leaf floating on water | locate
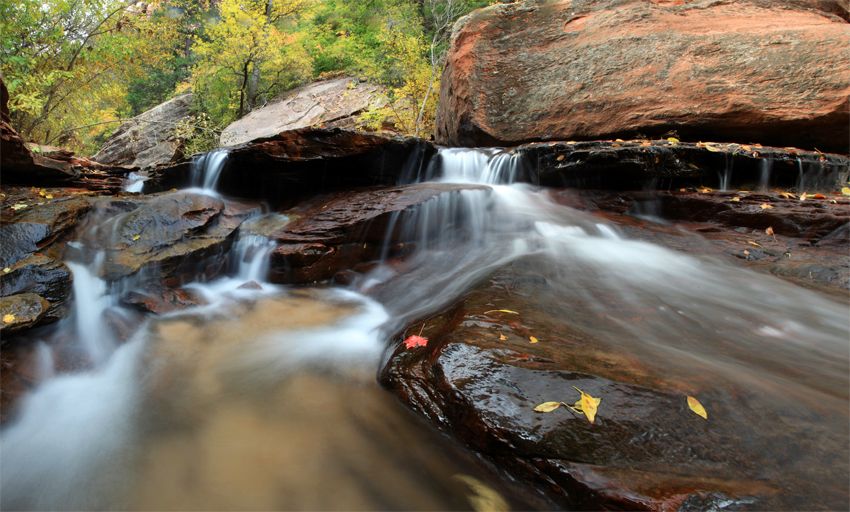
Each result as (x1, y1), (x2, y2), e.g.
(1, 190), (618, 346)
(2, 314), (15, 324)
(687, 396), (708, 419)
(534, 401), (562, 413)
(483, 309), (519, 315)
(453, 474), (509, 512)
(529, 336), (539, 344)
(403, 335), (428, 349)
(759, 203), (773, 210)
(573, 386), (601, 424)
(841, 187), (850, 196)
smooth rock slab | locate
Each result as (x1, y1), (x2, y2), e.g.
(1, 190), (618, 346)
(436, 0), (850, 151)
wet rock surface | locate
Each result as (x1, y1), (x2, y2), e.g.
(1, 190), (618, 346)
(383, 256), (849, 510)
(518, 140), (849, 191)
(436, 0), (850, 151)
(81, 191), (255, 283)
(247, 183), (488, 283)
(147, 128), (434, 202)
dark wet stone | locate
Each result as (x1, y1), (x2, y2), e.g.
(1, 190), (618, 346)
(121, 287), (205, 315)
(0, 293), (50, 334)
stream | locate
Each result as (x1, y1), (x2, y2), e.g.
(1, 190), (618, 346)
(1, 147), (848, 510)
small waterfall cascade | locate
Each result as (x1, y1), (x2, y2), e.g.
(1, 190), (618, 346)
(66, 255), (118, 366)
(758, 158), (773, 191)
(719, 154), (734, 190)
(190, 149), (228, 191)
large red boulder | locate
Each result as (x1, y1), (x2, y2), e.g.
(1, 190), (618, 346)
(435, 0), (850, 152)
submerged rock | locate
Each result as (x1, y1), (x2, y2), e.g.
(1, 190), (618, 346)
(436, 0), (850, 152)
(93, 93), (193, 169)
(220, 77), (387, 147)
(383, 258), (849, 510)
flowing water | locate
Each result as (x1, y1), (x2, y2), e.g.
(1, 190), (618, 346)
(2, 147), (848, 510)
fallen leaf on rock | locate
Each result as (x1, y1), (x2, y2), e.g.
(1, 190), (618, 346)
(799, 192), (808, 201)
(10, 203), (28, 211)
(743, 249), (750, 257)
(741, 145), (752, 151)
(132, 234), (141, 241)
(703, 143), (722, 152)
(556, 154), (565, 161)
(403, 335), (428, 349)
(483, 309), (518, 315)
(2, 267), (10, 273)
(529, 336), (539, 344)
(730, 197), (740, 202)
(499, 334), (507, 341)
(640, 141), (652, 147)
(38, 189), (46, 197)
(765, 227), (775, 239)
(45, 194), (53, 200)
(747, 240), (762, 248)
(534, 401), (562, 413)
(812, 193), (826, 199)
(573, 386), (601, 424)
(687, 396), (708, 419)
(841, 187), (850, 196)
(759, 203), (773, 209)
(667, 137), (679, 144)
(453, 474), (508, 512)
(2, 314), (15, 324)
(698, 187), (713, 193)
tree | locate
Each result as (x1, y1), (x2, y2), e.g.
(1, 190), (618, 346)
(190, 0), (313, 125)
(0, 0), (181, 152)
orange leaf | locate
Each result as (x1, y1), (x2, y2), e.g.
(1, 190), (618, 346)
(403, 335), (428, 349)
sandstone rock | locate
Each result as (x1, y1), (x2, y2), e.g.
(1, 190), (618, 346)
(242, 183), (488, 283)
(148, 128), (435, 202)
(93, 93), (193, 169)
(436, 0), (850, 152)
(0, 196), (91, 332)
(220, 77), (386, 147)
(383, 258), (849, 510)
(0, 293), (50, 335)
(84, 191), (251, 283)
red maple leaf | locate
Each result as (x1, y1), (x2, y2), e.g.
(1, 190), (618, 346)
(403, 335), (428, 349)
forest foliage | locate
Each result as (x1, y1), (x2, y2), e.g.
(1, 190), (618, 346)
(0, 0), (492, 154)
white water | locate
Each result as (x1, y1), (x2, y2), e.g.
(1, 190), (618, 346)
(2, 146), (848, 510)
(190, 149), (228, 192)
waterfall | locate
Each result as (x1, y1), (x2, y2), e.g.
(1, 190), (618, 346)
(190, 149), (228, 192)
(66, 255), (117, 366)
(758, 158), (773, 191)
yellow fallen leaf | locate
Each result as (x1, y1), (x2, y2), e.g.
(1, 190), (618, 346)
(38, 189), (46, 197)
(453, 474), (509, 512)
(687, 396), (708, 419)
(640, 141), (652, 147)
(132, 234), (141, 241)
(743, 249), (750, 257)
(747, 240), (762, 248)
(799, 192), (808, 201)
(498, 334), (507, 341)
(778, 191), (795, 199)
(10, 203), (28, 211)
(730, 197), (740, 202)
(765, 226), (775, 237)
(667, 137), (679, 144)
(841, 187), (850, 196)
(529, 336), (539, 344)
(741, 145), (752, 151)
(2, 314), (15, 324)
(556, 154), (565, 161)
(2, 267), (10, 274)
(703, 143), (722, 152)
(698, 187), (713, 193)
(573, 386), (601, 424)
(534, 401), (562, 413)
(45, 194), (53, 199)
(759, 203), (773, 209)
(483, 309), (519, 315)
